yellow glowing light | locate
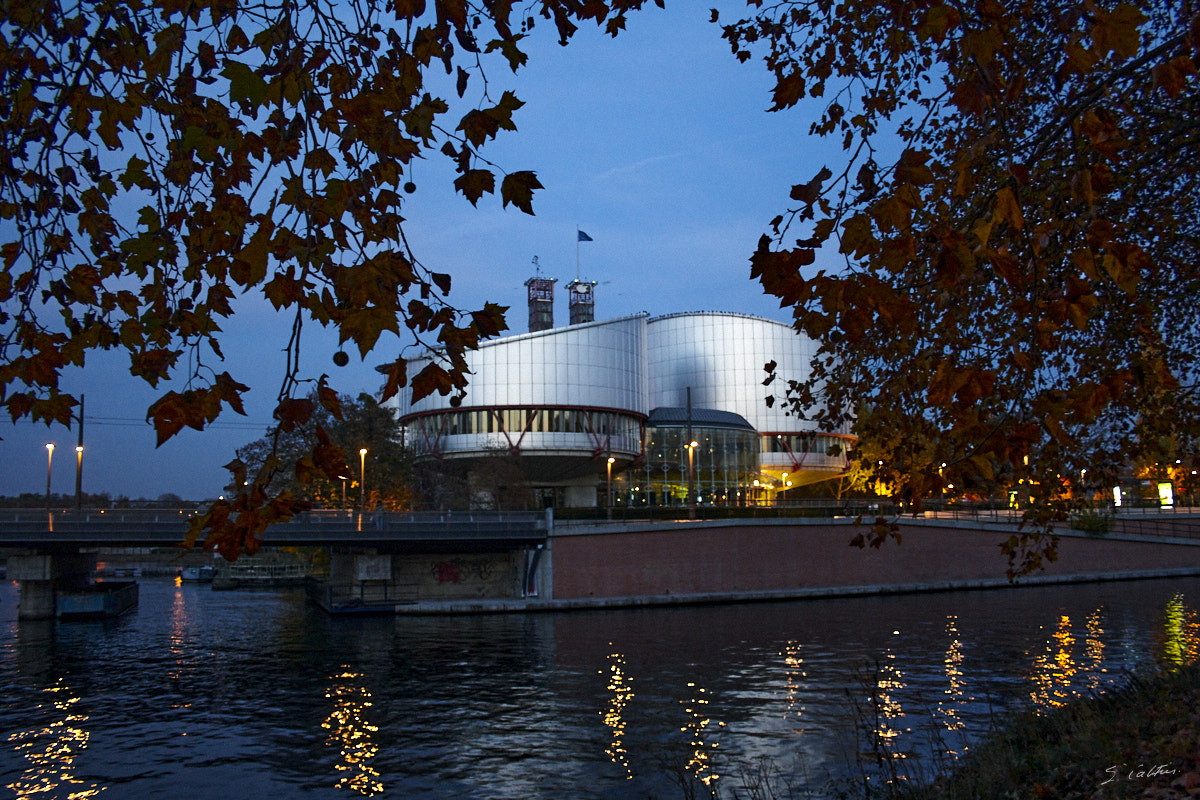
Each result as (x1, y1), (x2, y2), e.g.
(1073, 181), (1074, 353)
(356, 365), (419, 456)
(1162, 594), (1200, 669)
(322, 670), (384, 796)
(1084, 608), (1106, 691)
(678, 684), (723, 787)
(939, 616), (966, 744)
(601, 652), (635, 779)
(1029, 615), (1078, 709)
(7, 680), (103, 799)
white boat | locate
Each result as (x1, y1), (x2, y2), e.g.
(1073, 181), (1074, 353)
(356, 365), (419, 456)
(180, 566), (215, 583)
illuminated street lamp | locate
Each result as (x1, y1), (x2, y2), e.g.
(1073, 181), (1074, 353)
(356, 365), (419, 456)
(74, 393), (85, 510)
(45, 443), (55, 510)
(75, 446), (84, 511)
(359, 448), (368, 512)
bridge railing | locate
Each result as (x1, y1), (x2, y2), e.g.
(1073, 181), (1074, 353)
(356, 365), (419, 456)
(0, 508), (550, 546)
(307, 579), (421, 611)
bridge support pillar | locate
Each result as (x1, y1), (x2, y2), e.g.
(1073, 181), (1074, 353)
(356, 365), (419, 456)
(8, 553), (96, 620)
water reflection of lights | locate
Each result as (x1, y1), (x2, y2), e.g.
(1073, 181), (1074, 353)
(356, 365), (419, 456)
(6, 680), (104, 798)
(322, 669), (383, 796)
(168, 579), (191, 682)
(872, 652), (906, 749)
(1084, 609), (1106, 692)
(680, 682), (723, 787)
(600, 650), (634, 779)
(1028, 615), (1078, 709)
(782, 640), (806, 730)
(1162, 594), (1200, 668)
(938, 616), (965, 745)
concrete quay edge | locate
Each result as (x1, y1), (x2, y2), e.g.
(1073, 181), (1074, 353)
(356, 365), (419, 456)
(373, 566), (1200, 616)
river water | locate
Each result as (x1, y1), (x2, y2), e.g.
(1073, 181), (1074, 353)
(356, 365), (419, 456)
(1, 575), (1198, 799)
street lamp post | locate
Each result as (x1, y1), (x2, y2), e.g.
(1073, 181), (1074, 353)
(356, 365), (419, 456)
(45, 443), (54, 510)
(75, 446), (84, 510)
(687, 440), (698, 520)
(607, 456), (615, 520)
(74, 393), (84, 510)
(359, 448), (368, 512)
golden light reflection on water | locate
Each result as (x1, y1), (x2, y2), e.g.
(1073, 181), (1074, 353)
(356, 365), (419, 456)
(1084, 609), (1106, 692)
(872, 651), (906, 753)
(680, 682), (723, 788)
(322, 669), (383, 796)
(782, 640), (806, 730)
(599, 650), (634, 780)
(1028, 615), (1078, 709)
(6, 680), (104, 798)
(168, 580), (190, 683)
(1162, 593), (1200, 668)
(938, 616), (965, 746)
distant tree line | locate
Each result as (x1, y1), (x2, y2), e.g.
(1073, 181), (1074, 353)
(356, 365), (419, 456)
(0, 492), (199, 509)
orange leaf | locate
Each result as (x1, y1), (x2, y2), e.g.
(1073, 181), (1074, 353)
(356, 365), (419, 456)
(1091, 3), (1146, 60)
(378, 359), (408, 404)
(274, 397), (315, 431)
(317, 376), (343, 420)
(993, 187), (1024, 230)
(411, 362), (454, 402)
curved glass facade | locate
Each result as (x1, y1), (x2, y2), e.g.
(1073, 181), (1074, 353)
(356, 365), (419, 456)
(388, 309), (853, 508)
(761, 432), (856, 479)
(632, 422), (761, 508)
(396, 314), (647, 417)
(647, 312), (817, 434)
(406, 407), (643, 459)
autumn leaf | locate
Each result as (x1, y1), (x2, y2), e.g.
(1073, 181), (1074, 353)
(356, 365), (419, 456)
(1091, 3), (1146, 60)
(317, 376), (343, 420)
(500, 170), (542, 215)
(790, 166), (832, 207)
(378, 358), (408, 403)
(1155, 56), (1197, 98)
(274, 397), (316, 432)
(454, 169), (496, 205)
(411, 362), (455, 402)
(770, 70), (806, 110)
(130, 348), (182, 387)
(340, 305), (401, 357)
(470, 302), (509, 338)
(222, 60), (269, 109)
(303, 147), (338, 176)
(918, 4), (961, 43)
(993, 186), (1024, 230)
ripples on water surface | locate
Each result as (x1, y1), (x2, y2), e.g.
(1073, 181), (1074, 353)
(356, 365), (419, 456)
(1, 576), (1198, 799)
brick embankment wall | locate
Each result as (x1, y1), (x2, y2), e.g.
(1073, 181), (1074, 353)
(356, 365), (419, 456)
(547, 520), (1200, 602)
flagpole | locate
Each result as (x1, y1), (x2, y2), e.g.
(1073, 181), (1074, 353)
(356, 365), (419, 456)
(575, 227), (580, 280)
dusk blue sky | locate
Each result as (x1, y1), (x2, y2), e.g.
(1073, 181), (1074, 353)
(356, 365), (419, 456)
(1, 4), (844, 501)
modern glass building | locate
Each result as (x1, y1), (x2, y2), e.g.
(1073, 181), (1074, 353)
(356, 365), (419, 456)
(389, 303), (853, 509)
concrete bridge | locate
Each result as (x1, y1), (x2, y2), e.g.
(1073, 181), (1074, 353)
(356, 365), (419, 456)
(1, 508), (550, 619)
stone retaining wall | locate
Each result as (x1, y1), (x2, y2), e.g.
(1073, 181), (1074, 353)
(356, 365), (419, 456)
(547, 520), (1200, 601)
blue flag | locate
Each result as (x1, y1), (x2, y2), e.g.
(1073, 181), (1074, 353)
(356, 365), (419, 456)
(577, 230), (593, 242)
